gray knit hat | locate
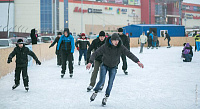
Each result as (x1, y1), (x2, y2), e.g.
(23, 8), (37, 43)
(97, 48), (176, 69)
(111, 33), (120, 40)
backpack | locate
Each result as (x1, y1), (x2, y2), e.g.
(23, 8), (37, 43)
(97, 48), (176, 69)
(183, 49), (190, 54)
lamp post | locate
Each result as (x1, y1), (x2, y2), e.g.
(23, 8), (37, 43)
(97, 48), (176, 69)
(81, 0), (83, 33)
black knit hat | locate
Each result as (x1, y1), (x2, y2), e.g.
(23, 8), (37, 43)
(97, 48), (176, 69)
(111, 33), (120, 40)
(99, 31), (105, 37)
(17, 39), (23, 44)
(118, 28), (123, 32)
(57, 32), (62, 35)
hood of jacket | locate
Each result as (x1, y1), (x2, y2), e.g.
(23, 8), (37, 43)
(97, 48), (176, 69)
(105, 36), (122, 48)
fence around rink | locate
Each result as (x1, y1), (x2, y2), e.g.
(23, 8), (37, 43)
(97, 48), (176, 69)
(0, 37), (195, 78)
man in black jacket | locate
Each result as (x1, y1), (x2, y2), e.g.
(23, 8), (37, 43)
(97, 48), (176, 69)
(86, 31), (106, 92)
(118, 28), (130, 75)
(49, 32), (62, 66)
(75, 33), (90, 65)
(7, 39), (41, 91)
(164, 32), (171, 48)
(86, 33), (144, 106)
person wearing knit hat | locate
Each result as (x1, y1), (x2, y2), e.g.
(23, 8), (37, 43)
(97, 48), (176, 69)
(7, 39), (41, 91)
(86, 31), (106, 92)
(118, 28), (130, 75)
(86, 33), (144, 105)
(57, 28), (75, 78)
(49, 32), (63, 66)
(75, 33), (90, 65)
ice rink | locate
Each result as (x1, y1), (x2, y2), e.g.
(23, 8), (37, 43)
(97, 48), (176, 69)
(0, 46), (200, 109)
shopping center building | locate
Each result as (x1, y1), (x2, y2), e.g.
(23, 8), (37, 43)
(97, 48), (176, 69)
(0, 0), (200, 36)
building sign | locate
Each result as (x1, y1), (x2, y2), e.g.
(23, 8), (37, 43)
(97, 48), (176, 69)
(105, 7), (113, 10)
(184, 13), (200, 19)
(88, 8), (102, 13)
(128, 0), (134, 5)
(182, 5), (200, 12)
(74, 7), (88, 13)
(115, 0), (123, 4)
(117, 8), (127, 14)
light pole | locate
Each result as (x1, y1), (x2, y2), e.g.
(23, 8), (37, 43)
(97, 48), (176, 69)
(8, 27), (12, 38)
(55, 0), (57, 36)
(81, 0), (83, 33)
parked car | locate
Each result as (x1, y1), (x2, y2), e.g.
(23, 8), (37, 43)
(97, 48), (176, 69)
(0, 39), (15, 47)
(10, 37), (30, 45)
(41, 36), (55, 43)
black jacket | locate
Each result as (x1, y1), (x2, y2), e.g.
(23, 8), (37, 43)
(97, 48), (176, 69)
(87, 37), (106, 63)
(118, 33), (130, 50)
(164, 33), (171, 40)
(49, 37), (61, 54)
(8, 45), (39, 67)
(75, 38), (90, 50)
(89, 37), (139, 68)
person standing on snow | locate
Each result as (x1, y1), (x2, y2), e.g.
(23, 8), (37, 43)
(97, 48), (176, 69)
(194, 34), (200, 52)
(164, 32), (171, 48)
(49, 32), (62, 66)
(86, 31), (106, 92)
(147, 31), (152, 49)
(118, 28), (130, 75)
(86, 33), (144, 106)
(182, 43), (193, 62)
(152, 32), (158, 49)
(57, 28), (75, 78)
(139, 32), (147, 53)
(75, 33), (90, 65)
(7, 39), (41, 91)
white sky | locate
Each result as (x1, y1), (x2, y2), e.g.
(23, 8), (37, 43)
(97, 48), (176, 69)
(183, 0), (200, 5)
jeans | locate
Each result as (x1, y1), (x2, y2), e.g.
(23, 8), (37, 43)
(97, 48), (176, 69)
(153, 41), (157, 47)
(183, 54), (192, 62)
(168, 39), (171, 46)
(196, 41), (200, 51)
(79, 49), (87, 61)
(94, 64), (117, 97)
(140, 43), (145, 53)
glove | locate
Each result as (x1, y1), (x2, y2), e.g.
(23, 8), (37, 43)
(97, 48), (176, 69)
(7, 59), (12, 63)
(36, 60), (41, 65)
(77, 47), (79, 51)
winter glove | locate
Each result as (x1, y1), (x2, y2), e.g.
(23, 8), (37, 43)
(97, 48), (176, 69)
(49, 45), (52, 48)
(77, 47), (79, 51)
(7, 58), (12, 64)
(36, 60), (41, 65)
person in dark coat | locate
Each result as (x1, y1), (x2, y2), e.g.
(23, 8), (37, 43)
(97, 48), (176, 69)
(164, 32), (171, 48)
(118, 28), (130, 75)
(86, 31), (106, 92)
(193, 31), (197, 52)
(182, 43), (193, 62)
(86, 33), (144, 105)
(147, 31), (152, 49)
(75, 33), (90, 65)
(30, 29), (37, 45)
(49, 32), (62, 66)
(7, 39), (41, 91)
(57, 28), (75, 78)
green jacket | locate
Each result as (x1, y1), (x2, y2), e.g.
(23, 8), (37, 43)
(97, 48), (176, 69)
(194, 34), (200, 42)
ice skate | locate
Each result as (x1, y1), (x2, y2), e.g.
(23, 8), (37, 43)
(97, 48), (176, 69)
(25, 86), (29, 91)
(124, 70), (128, 75)
(12, 84), (19, 90)
(78, 61), (80, 65)
(90, 92), (97, 102)
(61, 73), (65, 78)
(70, 74), (73, 78)
(87, 85), (93, 92)
(102, 96), (108, 106)
(99, 86), (104, 91)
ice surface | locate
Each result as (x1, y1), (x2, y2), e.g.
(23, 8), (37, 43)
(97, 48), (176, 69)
(0, 47), (200, 109)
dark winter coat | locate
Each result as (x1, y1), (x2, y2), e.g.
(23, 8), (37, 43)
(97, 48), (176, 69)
(118, 33), (130, 50)
(164, 33), (171, 40)
(49, 37), (61, 54)
(75, 38), (90, 50)
(8, 45), (39, 67)
(30, 29), (37, 44)
(57, 34), (75, 53)
(87, 37), (106, 63)
(89, 37), (139, 68)
(182, 43), (193, 56)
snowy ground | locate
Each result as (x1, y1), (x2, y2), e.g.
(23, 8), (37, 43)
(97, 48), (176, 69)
(0, 46), (200, 109)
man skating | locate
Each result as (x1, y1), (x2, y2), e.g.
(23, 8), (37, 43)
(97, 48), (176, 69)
(86, 33), (144, 106)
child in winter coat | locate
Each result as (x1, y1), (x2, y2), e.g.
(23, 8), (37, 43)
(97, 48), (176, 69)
(182, 43), (193, 62)
(7, 39), (41, 91)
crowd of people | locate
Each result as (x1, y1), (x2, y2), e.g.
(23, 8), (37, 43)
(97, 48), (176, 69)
(6, 27), (198, 106)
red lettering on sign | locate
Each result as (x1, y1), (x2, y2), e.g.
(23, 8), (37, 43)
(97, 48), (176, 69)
(73, 7), (88, 13)
(193, 16), (200, 19)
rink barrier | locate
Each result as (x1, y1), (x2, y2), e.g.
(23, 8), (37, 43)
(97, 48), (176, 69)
(0, 43), (56, 79)
(0, 37), (195, 78)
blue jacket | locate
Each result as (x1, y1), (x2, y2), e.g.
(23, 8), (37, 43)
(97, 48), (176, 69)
(150, 33), (153, 40)
(57, 34), (75, 53)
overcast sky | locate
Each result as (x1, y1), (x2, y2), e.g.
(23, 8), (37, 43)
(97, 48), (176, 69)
(183, 0), (200, 4)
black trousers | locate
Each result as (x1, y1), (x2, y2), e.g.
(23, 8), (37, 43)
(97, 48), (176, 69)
(121, 54), (127, 71)
(168, 39), (171, 46)
(57, 53), (62, 65)
(148, 39), (152, 47)
(15, 67), (29, 86)
(61, 50), (73, 74)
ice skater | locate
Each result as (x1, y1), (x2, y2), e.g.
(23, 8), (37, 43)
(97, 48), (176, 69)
(57, 28), (75, 78)
(7, 39), (41, 91)
(49, 32), (62, 66)
(86, 33), (144, 106)
(75, 33), (90, 65)
(164, 32), (171, 48)
(139, 32), (147, 53)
